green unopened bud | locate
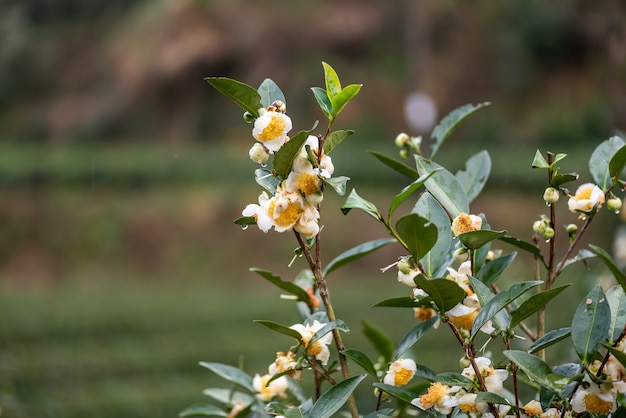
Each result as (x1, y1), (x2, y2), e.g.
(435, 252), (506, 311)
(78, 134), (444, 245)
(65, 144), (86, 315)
(453, 247), (470, 263)
(533, 220), (546, 234)
(243, 111), (255, 123)
(543, 226), (555, 240)
(249, 143), (269, 165)
(543, 187), (560, 205)
(566, 223), (578, 235)
(395, 132), (410, 148)
(607, 196), (623, 213)
(397, 258), (412, 274)
(399, 148), (410, 159)
(459, 357), (471, 368)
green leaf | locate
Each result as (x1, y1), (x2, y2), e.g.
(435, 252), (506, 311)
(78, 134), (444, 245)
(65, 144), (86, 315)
(532, 150), (550, 169)
(307, 374), (366, 418)
(367, 150), (420, 179)
(309, 319), (350, 346)
(458, 230), (507, 251)
(180, 404), (229, 417)
(499, 236), (547, 268)
(341, 189), (382, 220)
(455, 150), (491, 203)
(607, 285), (626, 343)
(206, 77), (262, 118)
(510, 284), (570, 329)
(254, 168), (280, 195)
(362, 321), (394, 364)
(527, 327), (571, 354)
(311, 87), (333, 120)
(395, 214), (438, 260)
(413, 193), (452, 277)
(389, 171), (437, 219)
(503, 350), (568, 392)
(323, 130), (354, 155)
(551, 172), (579, 188)
(251, 268), (312, 302)
(609, 144), (626, 181)
(321, 62), (342, 98)
(273, 130), (310, 179)
(469, 277), (510, 332)
(372, 383), (423, 405)
(470, 281), (542, 339)
(331, 83), (362, 116)
(323, 175), (350, 196)
(562, 249), (596, 271)
(199, 362), (255, 393)
(435, 372), (475, 390)
(475, 252), (517, 286)
(394, 316), (438, 359)
(414, 275), (466, 313)
(589, 244), (626, 292)
(571, 285), (611, 364)
(430, 102), (490, 159)
(324, 238), (395, 277)
(373, 296), (431, 308)
(258, 78), (286, 108)
(234, 216), (256, 226)
(474, 392), (510, 405)
(253, 320), (303, 340)
(341, 348), (378, 377)
(415, 156), (469, 217)
(589, 136), (626, 191)
(202, 388), (254, 406)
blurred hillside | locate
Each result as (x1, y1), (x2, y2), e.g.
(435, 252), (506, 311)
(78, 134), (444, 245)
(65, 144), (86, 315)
(1, 0), (624, 146)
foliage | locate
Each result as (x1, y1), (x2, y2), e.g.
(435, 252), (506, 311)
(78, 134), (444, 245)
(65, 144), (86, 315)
(191, 63), (626, 418)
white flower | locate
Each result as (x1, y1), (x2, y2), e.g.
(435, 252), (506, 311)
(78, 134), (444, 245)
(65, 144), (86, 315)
(252, 373), (289, 401)
(568, 183), (605, 213)
(248, 143), (270, 164)
(292, 135), (334, 177)
(522, 400), (543, 417)
(571, 381), (616, 415)
(252, 108), (292, 153)
(398, 267), (420, 287)
(461, 357), (508, 394)
(451, 213), (482, 236)
(289, 320), (333, 365)
(268, 351), (300, 380)
(447, 261), (473, 295)
(411, 382), (458, 415)
(383, 358), (417, 386)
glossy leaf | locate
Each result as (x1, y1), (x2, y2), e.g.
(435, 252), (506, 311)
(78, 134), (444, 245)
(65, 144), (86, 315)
(607, 285), (626, 343)
(475, 392), (510, 406)
(571, 285), (611, 364)
(311, 87), (333, 120)
(430, 102), (490, 159)
(589, 244), (626, 292)
(255, 168), (280, 195)
(455, 150), (491, 203)
(532, 150), (550, 169)
(373, 296), (430, 308)
(589, 136), (626, 191)
(609, 143), (626, 180)
(503, 350), (568, 392)
(395, 214), (438, 260)
(389, 171), (437, 219)
(321, 61), (342, 98)
(562, 249), (596, 271)
(469, 277), (510, 332)
(234, 216), (256, 226)
(254, 320), (303, 340)
(470, 281), (542, 339)
(435, 372), (475, 390)
(528, 327), (571, 354)
(367, 150), (420, 179)
(414, 275), (466, 313)
(341, 348), (378, 377)
(415, 156), (469, 218)
(499, 236), (547, 268)
(323, 176), (350, 196)
(413, 193), (452, 277)
(458, 229), (507, 251)
(475, 252), (516, 286)
(180, 404), (228, 417)
(199, 362), (255, 393)
(551, 172), (579, 188)
(251, 268), (311, 303)
(309, 320), (350, 346)
(273, 130), (310, 179)
(331, 83), (362, 116)
(258, 78), (286, 108)
(324, 238), (396, 277)
(323, 129), (354, 155)
(341, 189), (382, 221)
(206, 77), (262, 118)
(307, 374), (366, 418)
(510, 284), (570, 329)
(202, 388), (254, 405)
(362, 321), (394, 364)
(394, 316), (438, 359)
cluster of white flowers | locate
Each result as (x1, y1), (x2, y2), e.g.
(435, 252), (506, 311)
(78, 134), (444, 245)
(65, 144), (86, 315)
(243, 104), (335, 239)
(289, 320), (333, 365)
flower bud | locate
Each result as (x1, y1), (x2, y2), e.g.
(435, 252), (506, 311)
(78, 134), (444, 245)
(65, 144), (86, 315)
(243, 111), (255, 123)
(454, 247), (470, 263)
(566, 223), (578, 235)
(395, 132), (410, 148)
(607, 196), (623, 213)
(533, 220), (546, 234)
(459, 357), (471, 368)
(399, 149), (410, 159)
(397, 258), (412, 274)
(249, 143), (270, 165)
(543, 187), (560, 205)
(543, 226), (555, 240)
(270, 100), (287, 113)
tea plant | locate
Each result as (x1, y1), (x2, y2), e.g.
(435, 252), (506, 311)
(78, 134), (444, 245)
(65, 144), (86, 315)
(182, 63), (626, 418)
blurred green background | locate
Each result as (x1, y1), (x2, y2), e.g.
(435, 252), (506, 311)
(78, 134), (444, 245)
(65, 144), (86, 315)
(1, 0), (625, 416)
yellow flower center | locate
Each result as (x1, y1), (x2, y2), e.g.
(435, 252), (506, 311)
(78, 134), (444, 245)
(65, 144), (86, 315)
(414, 307), (437, 322)
(450, 311), (478, 330)
(419, 382), (449, 409)
(269, 200), (303, 227)
(394, 367), (414, 386)
(576, 186), (593, 200)
(583, 393), (614, 415)
(453, 213), (478, 235)
(258, 114), (286, 142)
(308, 341), (323, 357)
(297, 173), (321, 195)
(459, 402), (478, 413)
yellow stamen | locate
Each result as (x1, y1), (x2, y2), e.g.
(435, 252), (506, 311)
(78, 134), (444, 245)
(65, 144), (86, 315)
(450, 311), (477, 330)
(258, 114), (286, 142)
(269, 200), (303, 227)
(297, 173), (321, 195)
(583, 393), (614, 415)
(419, 382), (449, 409)
(394, 368), (414, 386)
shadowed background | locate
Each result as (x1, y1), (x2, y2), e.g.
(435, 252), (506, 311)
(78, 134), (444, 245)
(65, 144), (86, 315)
(0, 0), (625, 416)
